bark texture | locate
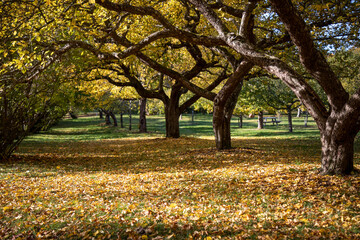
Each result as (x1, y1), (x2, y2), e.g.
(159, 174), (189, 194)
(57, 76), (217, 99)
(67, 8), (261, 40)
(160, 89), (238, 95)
(139, 98), (147, 133)
(189, 0), (360, 174)
(213, 60), (253, 149)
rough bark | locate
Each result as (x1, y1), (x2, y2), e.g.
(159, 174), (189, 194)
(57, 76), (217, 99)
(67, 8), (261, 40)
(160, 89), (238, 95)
(164, 84), (183, 138)
(320, 131), (356, 175)
(213, 84), (241, 149)
(187, 0), (360, 174)
(213, 60), (253, 149)
(165, 106), (180, 138)
(269, 0), (349, 112)
(139, 98), (147, 133)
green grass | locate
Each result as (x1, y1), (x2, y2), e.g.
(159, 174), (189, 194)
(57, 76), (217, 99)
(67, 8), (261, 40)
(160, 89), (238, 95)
(23, 113), (321, 143)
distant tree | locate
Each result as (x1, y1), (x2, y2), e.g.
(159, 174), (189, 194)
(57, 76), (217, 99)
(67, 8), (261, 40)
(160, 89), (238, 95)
(245, 77), (300, 132)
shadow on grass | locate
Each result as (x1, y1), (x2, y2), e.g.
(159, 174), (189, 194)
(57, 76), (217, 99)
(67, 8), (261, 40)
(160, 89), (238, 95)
(12, 137), (326, 174)
(3, 116), (360, 240)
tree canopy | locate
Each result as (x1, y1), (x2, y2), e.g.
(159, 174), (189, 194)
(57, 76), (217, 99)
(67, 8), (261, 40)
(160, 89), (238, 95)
(1, 0), (360, 175)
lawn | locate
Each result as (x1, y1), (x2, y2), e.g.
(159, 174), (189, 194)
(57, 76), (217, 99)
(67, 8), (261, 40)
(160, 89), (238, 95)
(1, 114), (360, 239)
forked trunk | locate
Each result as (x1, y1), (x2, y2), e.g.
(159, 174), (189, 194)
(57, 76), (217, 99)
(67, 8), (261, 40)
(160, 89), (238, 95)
(320, 133), (355, 175)
(213, 81), (243, 150)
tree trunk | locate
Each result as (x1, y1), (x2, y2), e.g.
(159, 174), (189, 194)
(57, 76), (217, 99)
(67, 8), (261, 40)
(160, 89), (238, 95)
(287, 106), (293, 133)
(165, 105), (180, 138)
(304, 111), (308, 127)
(258, 111), (264, 129)
(165, 111), (180, 138)
(238, 115), (243, 128)
(213, 82), (244, 150)
(129, 100), (132, 131)
(69, 111), (78, 119)
(109, 111), (117, 127)
(296, 107), (302, 117)
(139, 98), (147, 133)
(120, 112), (124, 128)
(213, 107), (232, 149)
(213, 61), (253, 150)
(99, 110), (104, 119)
(320, 132), (356, 175)
(105, 113), (111, 125)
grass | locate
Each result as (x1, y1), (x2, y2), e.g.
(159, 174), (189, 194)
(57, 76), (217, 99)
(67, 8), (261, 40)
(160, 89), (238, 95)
(1, 114), (360, 239)
(23, 113), (321, 143)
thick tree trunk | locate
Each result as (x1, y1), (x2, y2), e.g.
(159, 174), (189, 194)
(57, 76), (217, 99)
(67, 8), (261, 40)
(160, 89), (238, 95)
(213, 108), (232, 149)
(139, 98), (147, 133)
(320, 132), (355, 175)
(165, 104), (180, 138)
(213, 82), (244, 150)
(164, 93), (181, 138)
(258, 111), (264, 129)
(164, 83), (184, 138)
(213, 61), (253, 150)
(287, 106), (293, 133)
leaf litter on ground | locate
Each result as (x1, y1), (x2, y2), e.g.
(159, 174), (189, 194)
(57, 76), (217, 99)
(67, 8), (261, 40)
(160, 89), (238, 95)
(1, 137), (359, 239)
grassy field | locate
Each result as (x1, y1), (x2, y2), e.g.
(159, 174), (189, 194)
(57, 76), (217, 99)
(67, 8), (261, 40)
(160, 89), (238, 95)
(1, 114), (360, 239)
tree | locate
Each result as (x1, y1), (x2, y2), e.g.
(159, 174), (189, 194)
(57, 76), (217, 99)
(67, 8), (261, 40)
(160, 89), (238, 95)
(0, 57), (76, 160)
(244, 77), (300, 132)
(0, 0), (95, 160)
(15, 0), (359, 173)
(186, 0), (360, 174)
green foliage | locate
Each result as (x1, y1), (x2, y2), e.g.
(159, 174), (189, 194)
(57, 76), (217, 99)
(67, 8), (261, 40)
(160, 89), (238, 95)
(239, 77), (300, 115)
(329, 48), (360, 95)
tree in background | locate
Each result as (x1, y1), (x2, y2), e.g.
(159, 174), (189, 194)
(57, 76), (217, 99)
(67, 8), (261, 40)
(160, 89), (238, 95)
(243, 77), (300, 132)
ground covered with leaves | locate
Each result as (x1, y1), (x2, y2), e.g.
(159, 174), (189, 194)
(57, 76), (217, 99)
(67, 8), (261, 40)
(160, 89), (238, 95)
(1, 120), (360, 239)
